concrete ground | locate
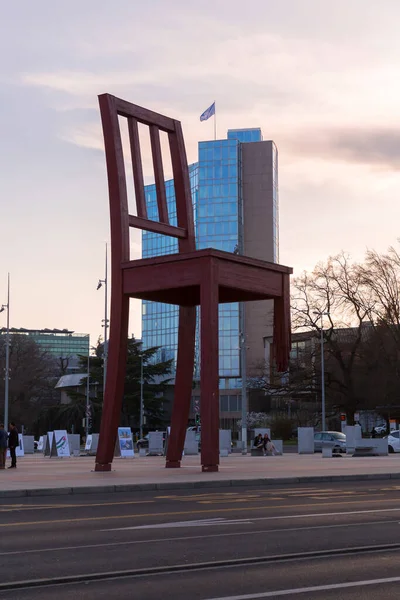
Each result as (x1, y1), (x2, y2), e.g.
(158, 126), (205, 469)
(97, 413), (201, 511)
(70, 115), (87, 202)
(2, 452), (400, 497)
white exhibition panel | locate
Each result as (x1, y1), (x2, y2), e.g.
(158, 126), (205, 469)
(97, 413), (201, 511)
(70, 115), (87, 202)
(184, 430), (199, 455)
(116, 427), (135, 458)
(148, 431), (164, 455)
(345, 425), (362, 453)
(68, 434), (81, 456)
(219, 429), (232, 454)
(298, 427), (314, 454)
(85, 433), (99, 454)
(52, 430), (71, 457)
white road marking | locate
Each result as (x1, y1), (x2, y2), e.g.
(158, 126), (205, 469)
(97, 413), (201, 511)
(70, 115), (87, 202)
(205, 576), (400, 599)
(106, 517), (253, 530)
(2, 517), (399, 557)
(103, 505), (400, 532)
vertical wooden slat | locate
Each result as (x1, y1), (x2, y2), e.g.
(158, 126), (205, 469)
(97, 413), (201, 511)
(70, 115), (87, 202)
(149, 125), (169, 224)
(128, 118), (147, 219)
(200, 259), (220, 472)
(169, 122), (195, 252)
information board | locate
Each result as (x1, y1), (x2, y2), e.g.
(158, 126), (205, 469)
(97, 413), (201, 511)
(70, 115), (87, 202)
(117, 427), (134, 458)
(51, 430), (71, 457)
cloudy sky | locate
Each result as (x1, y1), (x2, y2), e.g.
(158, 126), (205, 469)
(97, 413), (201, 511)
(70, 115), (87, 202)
(1, 0), (400, 343)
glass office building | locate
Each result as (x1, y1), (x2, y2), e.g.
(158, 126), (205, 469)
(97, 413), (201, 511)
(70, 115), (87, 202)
(0, 328), (89, 371)
(142, 128), (279, 393)
(142, 165), (198, 366)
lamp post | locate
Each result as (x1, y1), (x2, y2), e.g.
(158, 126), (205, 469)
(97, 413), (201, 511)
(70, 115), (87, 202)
(140, 352), (144, 440)
(240, 305), (247, 454)
(313, 311), (329, 431)
(85, 336), (90, 439)
(135, 335), (145, 440)
(97, 244), (108, 396)
(0, 274), (10, 427)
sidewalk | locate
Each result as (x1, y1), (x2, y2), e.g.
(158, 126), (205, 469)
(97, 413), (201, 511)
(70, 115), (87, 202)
(1, 453), (400, 499)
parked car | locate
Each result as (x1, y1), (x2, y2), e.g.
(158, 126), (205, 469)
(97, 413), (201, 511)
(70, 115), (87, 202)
(374, 425), (387, 435)
(385, 430), (400, 453)
(136, 432), (166, 450)
(314, 431), (346, 453)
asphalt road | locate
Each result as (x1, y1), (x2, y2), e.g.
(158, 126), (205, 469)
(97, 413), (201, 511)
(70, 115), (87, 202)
(2, 480), (400, 599)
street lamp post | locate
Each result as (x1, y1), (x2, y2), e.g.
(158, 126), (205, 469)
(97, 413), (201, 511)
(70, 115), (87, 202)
(85, 337), (90, 439)
(140, 352), (144, 440)
(0, 274), (10, 427)
(313, 311), (329, 431)
(240, 304), (247, 455)
(97, 244), (108, 396)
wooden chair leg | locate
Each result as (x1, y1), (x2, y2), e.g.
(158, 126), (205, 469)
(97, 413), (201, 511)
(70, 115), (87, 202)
(166, 305), (196, 467)
(95, 292), (130, 472)
(200, 272), (219, 472)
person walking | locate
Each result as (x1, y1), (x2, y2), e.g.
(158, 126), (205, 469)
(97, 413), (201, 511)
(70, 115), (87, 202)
(0, 424), (7, 469)
(8, 422), (19, 469)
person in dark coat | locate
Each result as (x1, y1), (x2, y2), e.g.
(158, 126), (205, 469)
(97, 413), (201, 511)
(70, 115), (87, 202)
(0, 424), (7, 469)
(253, 434), (263, 448)
(8, 422), (19, 469)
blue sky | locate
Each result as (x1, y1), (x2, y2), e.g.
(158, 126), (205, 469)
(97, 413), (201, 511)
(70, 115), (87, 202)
(1, 0), (400, 344)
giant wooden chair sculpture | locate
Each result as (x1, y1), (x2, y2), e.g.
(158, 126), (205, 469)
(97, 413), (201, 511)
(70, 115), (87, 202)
(95, 93), (292, 473)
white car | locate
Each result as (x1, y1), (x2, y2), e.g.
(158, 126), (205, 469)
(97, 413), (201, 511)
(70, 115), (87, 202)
(374, 425), (387, 435)
(386, 430), (400, 453)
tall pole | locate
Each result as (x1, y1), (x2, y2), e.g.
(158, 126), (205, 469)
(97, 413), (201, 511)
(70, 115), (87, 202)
(85, 336), (90, 439)
(4, 274), (10, 427)
(240, 305), (247, 454)
(320, 315), (326, 431)
(103, 243), (108, 395)
(214, 102), (216, 141)
(140, 352), (144, 439)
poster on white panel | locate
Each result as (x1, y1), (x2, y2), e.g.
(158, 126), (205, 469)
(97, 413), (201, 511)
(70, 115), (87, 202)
(53, 430), (71, 457)
(16, 434), (24, 457)
(118, 427), (135, 458)
(37, 436), (44, 451)
(85, 435), (92, 451)
(7, 434), (24, 458)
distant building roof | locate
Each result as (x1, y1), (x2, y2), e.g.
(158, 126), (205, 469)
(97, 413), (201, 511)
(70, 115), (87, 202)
(55, 373), (87, 389)
(0, 327), (75, 334)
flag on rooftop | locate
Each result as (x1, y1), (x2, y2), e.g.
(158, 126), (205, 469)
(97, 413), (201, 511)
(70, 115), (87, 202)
(200, 102), (215, 122)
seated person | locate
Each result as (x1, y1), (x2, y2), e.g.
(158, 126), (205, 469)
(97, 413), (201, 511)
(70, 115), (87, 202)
(253, 433), (263, 449)
(263, 433), (279, 456)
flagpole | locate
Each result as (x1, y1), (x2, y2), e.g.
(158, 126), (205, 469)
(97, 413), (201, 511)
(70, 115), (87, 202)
(214, 101), (216, 140)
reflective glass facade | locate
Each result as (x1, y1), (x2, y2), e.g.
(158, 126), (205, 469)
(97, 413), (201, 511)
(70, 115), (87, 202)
(227, 128), (262, 143)
(0, 328), (89, 371)
(142, 165), (198, 366)
(142, 129), (278, 383)
(197, 138), (242, 377)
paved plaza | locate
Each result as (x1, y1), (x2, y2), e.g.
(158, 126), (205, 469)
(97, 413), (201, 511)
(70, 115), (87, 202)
(1, 452), (400, 498)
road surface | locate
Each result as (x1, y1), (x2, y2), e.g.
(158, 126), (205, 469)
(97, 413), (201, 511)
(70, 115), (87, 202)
(1, 480), (400, 598)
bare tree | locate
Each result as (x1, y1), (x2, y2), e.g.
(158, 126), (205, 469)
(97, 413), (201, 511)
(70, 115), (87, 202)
(291, 253), (375, 423)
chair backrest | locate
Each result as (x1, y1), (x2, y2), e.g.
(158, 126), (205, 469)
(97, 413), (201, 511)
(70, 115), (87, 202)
(98, 94), (196, 265)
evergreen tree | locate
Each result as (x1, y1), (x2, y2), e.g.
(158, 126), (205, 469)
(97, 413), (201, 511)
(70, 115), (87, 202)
(72, 336), (173, 431)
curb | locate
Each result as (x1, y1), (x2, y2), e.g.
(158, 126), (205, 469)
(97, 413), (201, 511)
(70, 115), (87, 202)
(1, 472), (399, 499)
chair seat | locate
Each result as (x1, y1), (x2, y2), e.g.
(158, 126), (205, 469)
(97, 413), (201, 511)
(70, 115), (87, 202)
(122, 247), (291, 306)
